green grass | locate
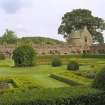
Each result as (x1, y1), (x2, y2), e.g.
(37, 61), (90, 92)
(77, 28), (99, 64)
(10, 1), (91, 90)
(32, 75), (69, 88)
(0, 57), (104, 89)
(0, 57), (104, 104)
(0, 59), (14, 67)
(0, 65), (70, 88)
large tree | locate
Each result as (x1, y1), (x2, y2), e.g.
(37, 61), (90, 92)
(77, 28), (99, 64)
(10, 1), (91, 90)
(2, 29), (17, 44)
(58, 9), (105, 43)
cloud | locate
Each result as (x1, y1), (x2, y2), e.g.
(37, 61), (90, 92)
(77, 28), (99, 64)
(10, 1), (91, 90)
(0, 0), (30, 14)
(0, 0), (105, 41)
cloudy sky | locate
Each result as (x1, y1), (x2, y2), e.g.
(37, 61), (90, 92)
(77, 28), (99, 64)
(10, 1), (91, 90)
(0, 0), (105, 41)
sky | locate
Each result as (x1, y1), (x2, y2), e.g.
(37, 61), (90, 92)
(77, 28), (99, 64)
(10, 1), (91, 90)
(0, 0), (105, 41)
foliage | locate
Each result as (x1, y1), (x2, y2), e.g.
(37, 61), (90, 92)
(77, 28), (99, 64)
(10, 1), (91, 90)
(93, 67), (105, 91)
(51, 71), (92, 86)
(37, 55), (105, 65)
(0, 53), (5, 60)
(0, 58), (104, 104)
(0, 87), (103, 105)
(0, 57), (104, 104)
(37, 55), (82, 65)
(51, 56), (62, 67)
(50, 74), (81, 86)
(95, 32), (104, 44)
(0, 30), (63, 45)
(17, 38), (33, 46)
(18, 37), (63, 45)
(82, 54), (105, 58)
(1, 29), (17, 44)
(12, 45), (36, 67)
(75, 72), (96, 79)
(67, 61), (79, 70)
(58, 9), (105, 43)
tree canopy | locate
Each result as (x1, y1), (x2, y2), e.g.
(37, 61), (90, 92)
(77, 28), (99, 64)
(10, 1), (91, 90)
(2, 29), (17, 44)
(58, 9), (105, 43)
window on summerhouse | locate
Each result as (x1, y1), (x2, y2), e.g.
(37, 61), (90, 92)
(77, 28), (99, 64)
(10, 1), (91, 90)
(85, 37), (87, 42)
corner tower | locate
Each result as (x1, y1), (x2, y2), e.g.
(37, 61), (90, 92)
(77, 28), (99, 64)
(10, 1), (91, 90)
(67, 26), (93, 53)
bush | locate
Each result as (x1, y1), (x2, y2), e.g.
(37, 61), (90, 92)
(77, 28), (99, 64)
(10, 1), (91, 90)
(81, 54), (105, 58)
(93, 67), (105, 91)
(0, 87), (104, 105)
(51, 56), (62, 67)
(50, 74), (80, 86)
(67, 61), (79, 71)
(12, 45), (36, 67)
(0, 53), (5, 60)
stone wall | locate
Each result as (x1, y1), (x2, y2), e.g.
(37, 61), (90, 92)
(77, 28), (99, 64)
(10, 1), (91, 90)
(0, 44), (84, 58)
(90, 44), (105, 54)
(0, 43), (104, 58)
(0, 27), (104, 58)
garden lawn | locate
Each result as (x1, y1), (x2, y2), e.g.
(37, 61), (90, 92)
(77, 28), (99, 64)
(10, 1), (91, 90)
(0, 57), (105, 89)
(0, 57), (104, 104)
(0, 65), (70, 88)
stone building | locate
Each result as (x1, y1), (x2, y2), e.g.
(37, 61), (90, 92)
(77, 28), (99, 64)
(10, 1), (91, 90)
(67, 26), (93, 53)
(90, 44), (105, 54)
(0, 26), (104, 58)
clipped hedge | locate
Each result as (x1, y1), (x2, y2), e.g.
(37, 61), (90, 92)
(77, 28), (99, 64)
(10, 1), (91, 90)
(82, 54), (105, 58)
(0, 87), (104, 105)
(50, 74), (81, 86)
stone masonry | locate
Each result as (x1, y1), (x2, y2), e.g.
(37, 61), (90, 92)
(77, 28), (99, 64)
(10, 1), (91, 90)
(0, 27), (104, 58)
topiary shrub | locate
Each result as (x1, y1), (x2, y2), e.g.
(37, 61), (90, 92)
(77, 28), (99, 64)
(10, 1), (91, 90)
(67, 61), (79, 71)
(93, 67), (105, 91)
(12, 45), (37, 67)
(51, 56), (62, 67)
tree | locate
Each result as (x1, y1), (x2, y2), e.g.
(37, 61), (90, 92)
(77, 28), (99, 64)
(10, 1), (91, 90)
(17, 38), (33, 46)
(12, 45), (37, 67)
(2, 29), (17, 44)
(58, 9), (105, 43)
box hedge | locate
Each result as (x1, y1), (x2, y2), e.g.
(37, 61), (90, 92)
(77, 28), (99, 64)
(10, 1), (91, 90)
(0, 87), (104, 105)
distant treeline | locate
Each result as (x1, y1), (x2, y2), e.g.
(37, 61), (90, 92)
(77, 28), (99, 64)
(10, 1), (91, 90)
(0, 29), (63, 45)
(18, 37), (63, 45)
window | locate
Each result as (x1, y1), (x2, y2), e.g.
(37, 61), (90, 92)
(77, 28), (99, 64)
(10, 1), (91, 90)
(83, 50), (86, 54)
(85, 37), (87, 42)
(64, 52), (68, 55)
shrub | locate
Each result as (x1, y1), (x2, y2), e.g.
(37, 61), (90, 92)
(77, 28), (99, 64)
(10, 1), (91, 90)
(0, 87), (104, 105)
(51, 56), (62, 67)
(12, 45), (37, 67)
(67, 61), (79, 71)
(81, 54), (105, 58)
(50, 74), (80, 86)
(93, 67), (105, 91)
(0, 53), (5, 60)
